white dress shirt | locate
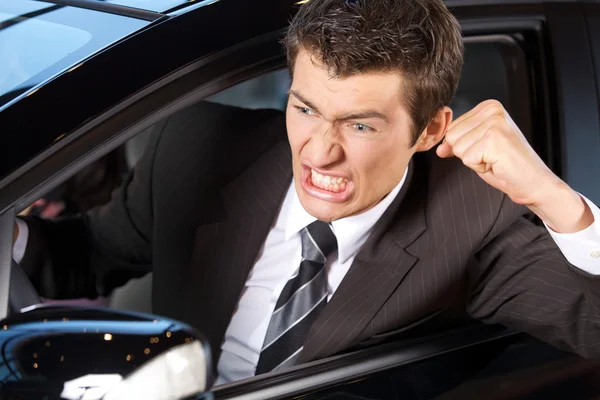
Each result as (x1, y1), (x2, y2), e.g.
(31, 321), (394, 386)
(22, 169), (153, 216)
(544, 194), (600, 274)
(12, 170), (600, 386)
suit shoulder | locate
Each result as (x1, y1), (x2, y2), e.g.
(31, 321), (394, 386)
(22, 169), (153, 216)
(157, 101), (286, 155)
(419, 150), (509, 229)
(151, 101), (287, 182)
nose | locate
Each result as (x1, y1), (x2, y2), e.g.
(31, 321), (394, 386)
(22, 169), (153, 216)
(309, 126), (344, 167)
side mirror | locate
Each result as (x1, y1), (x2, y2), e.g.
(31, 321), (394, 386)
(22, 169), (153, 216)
(0, 305), (212, 400)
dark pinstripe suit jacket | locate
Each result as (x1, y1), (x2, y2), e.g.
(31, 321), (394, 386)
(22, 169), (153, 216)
(20, 101), (600, 370)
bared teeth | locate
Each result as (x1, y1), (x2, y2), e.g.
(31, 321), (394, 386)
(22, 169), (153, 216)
(310, 169), (348, 193)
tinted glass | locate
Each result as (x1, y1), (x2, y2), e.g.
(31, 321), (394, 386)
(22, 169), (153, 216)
(0, 0), (148, 109)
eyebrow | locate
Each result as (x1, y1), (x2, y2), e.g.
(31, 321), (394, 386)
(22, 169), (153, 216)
(288, 89), (389, 123)
(288, 90), (322, 115)
(338, 110), (389, 123)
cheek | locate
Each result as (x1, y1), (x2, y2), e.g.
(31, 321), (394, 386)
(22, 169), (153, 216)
(349, 141), (410, 188)
(286, 113), (311, 152)
(348, 140), (393, 171)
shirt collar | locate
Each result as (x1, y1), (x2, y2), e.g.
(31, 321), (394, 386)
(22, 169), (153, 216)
(284, 166), (409, 264)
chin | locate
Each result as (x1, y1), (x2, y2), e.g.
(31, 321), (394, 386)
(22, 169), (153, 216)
(299, 195), (349, 222)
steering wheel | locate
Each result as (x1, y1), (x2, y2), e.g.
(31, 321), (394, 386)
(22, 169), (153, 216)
(8, 259), (42, 315)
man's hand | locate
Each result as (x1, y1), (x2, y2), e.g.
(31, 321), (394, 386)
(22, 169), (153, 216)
(436, 99), (594, 233)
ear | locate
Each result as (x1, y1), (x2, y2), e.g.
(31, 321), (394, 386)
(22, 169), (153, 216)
(413, 106), (453, 152)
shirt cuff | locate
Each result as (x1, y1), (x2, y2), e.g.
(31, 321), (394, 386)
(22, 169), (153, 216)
(13, 218), (29, 264)
(545, 194), (600, 274)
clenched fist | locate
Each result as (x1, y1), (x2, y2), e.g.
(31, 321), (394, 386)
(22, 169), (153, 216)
(436, 100), (593, 233)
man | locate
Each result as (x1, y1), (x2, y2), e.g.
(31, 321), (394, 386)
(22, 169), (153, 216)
(13, 0), (600, 386)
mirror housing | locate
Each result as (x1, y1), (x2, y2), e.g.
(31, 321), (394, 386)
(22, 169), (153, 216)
(0, 305), (212, 400)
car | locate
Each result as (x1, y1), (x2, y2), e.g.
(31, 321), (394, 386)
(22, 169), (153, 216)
(1, 0), (600, 398)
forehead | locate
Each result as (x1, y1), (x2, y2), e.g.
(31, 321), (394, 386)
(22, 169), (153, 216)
(291, 50), (406, 111)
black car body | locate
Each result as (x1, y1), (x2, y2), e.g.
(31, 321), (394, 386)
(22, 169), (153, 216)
(1, 0), (600, 398)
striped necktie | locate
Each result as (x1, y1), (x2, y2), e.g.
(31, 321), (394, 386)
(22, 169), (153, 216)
(255, 220), (337, 374)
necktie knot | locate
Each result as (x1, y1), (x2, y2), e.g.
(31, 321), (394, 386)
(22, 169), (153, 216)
(301, 220), (338, 263)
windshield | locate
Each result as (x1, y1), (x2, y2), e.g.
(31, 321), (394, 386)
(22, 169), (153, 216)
(0, 0), (148, 109)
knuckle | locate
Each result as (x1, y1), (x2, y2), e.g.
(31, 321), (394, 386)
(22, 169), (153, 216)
(481, 100), (506, 117)
(489, 114), (506, 127)
(482, 115), (507, 135)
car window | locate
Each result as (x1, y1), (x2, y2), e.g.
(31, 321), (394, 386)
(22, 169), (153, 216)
(0, 0), (148, 109)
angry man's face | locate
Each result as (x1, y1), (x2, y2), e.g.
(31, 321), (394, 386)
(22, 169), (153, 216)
(286, 49), (448, 221)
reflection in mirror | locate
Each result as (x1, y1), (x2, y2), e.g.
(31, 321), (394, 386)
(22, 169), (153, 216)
(0, 305), (212, 400)
(104, 340), (209, 400)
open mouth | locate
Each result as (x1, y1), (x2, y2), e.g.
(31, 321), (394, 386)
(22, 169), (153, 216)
(300, 165), (353, 203)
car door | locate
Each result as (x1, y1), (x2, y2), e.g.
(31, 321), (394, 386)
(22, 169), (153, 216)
(0, 0), (598, 398)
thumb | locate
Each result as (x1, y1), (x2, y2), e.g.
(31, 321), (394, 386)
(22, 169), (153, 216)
(436, 140), (454, 158)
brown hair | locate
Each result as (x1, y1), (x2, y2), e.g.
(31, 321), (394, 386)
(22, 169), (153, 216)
(284, 0), (464, 145)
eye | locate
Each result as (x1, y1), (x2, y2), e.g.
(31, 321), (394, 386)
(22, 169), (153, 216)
(351, 123), (374, 132)
(294, 106), (315, 116)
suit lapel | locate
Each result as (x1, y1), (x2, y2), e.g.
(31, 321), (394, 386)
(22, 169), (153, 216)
(300, 156), (429, 362)
(185, 139), (292, 366)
